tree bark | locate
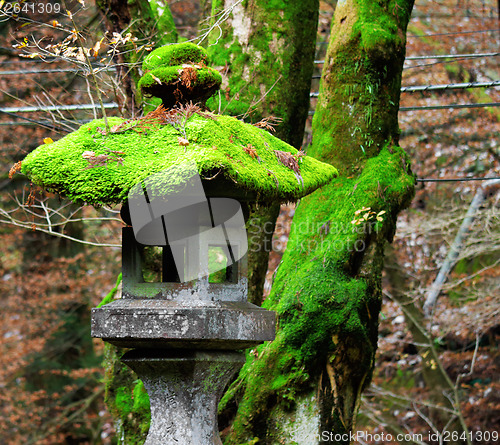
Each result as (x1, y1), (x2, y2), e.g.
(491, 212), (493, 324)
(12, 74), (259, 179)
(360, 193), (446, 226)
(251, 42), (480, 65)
(204, 0), (319, 305)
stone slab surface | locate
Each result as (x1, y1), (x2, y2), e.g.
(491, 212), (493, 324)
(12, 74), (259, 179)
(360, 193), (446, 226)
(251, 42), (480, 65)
(91, 299), (276, 349)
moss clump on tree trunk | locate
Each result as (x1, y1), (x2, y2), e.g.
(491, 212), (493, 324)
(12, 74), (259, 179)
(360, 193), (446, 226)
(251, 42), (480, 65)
(220, 1), (415, 443)
(312, 0), (410, 175)
(103, 345), (151, 445)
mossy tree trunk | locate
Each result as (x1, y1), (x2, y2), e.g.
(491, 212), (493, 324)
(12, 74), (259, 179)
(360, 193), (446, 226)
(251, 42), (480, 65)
(219, 1), (416, 443)
(95, 0), (178, 114)
(204, 0), (319, 305)
(205, 0), (319, 147)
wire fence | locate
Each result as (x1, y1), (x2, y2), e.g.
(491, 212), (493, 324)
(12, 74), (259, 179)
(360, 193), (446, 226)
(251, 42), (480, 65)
(0, 25), (498, 127)
(0, 103), (118, 113)
(400, 102), (500, 111)
(0, 67), (112, 75)
(404, 52), (499, 61)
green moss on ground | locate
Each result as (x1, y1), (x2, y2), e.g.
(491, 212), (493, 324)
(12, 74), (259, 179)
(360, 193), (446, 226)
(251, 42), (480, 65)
(21, 114), (337, 207)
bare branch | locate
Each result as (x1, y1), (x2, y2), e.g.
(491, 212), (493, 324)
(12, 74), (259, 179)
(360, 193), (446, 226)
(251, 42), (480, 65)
(424, 179), (500, 316)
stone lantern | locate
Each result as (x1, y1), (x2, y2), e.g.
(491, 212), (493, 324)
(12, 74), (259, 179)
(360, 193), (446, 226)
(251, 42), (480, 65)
(92, 163), (278, 444)
(19, 43), (338, 444)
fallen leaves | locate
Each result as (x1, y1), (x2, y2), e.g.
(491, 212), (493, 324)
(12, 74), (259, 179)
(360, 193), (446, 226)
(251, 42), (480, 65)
(180, 66), (198, 90)
(243, 144), (258, 159)
(177, 136), (190, 147)
(8, 161), (22, 179)
(82, 149), (124, 169)
(351, 207), (386, 225)
(274, 150), (300, 175)
(252, 116), (283, 133)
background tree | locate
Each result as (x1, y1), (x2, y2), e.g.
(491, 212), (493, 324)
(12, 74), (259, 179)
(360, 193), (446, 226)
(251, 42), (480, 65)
(0, 3), (123, 443)
(202, 0), (320, 306)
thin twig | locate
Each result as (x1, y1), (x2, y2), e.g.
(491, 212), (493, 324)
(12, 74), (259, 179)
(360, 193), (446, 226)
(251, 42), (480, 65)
(62, 1), (109, 131)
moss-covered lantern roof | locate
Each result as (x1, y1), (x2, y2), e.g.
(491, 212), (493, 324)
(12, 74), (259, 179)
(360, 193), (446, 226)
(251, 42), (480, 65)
(20, 110), (336, 206)
(19, 43), (338, 207)
(138, 42), (222, 108)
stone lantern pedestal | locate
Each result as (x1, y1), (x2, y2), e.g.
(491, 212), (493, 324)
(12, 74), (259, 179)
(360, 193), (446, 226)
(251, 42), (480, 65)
(121, 350), (244, 445)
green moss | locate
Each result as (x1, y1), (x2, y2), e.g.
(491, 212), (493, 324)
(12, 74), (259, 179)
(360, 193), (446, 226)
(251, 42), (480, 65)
(138, 43), (222, 107)
(138, 66), (222, 97)
(21, 114), (337, 207)
(132, 380), (151, 426)
(196, 68), (223, 86)
(148, 0), (178, 45)
(142, 42), (208, 71)
(222, 144), (415, 443)
(97, 273), (122, 308)
(353, 2), (404, 54)
(310, 0), (413, 176)
(104, 345), (150, 444)
(138, 66), (180, 87)
(115, 386), (134, 416)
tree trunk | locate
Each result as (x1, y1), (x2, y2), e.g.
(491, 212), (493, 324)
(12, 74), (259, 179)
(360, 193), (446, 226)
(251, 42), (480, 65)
(204, 0), (319, 305)
(220, 1), (415, 443)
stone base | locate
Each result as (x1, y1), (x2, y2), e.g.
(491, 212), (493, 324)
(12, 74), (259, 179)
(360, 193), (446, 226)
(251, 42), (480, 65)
(91, 299), (276, 349)
(122, 349), (245, 445)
